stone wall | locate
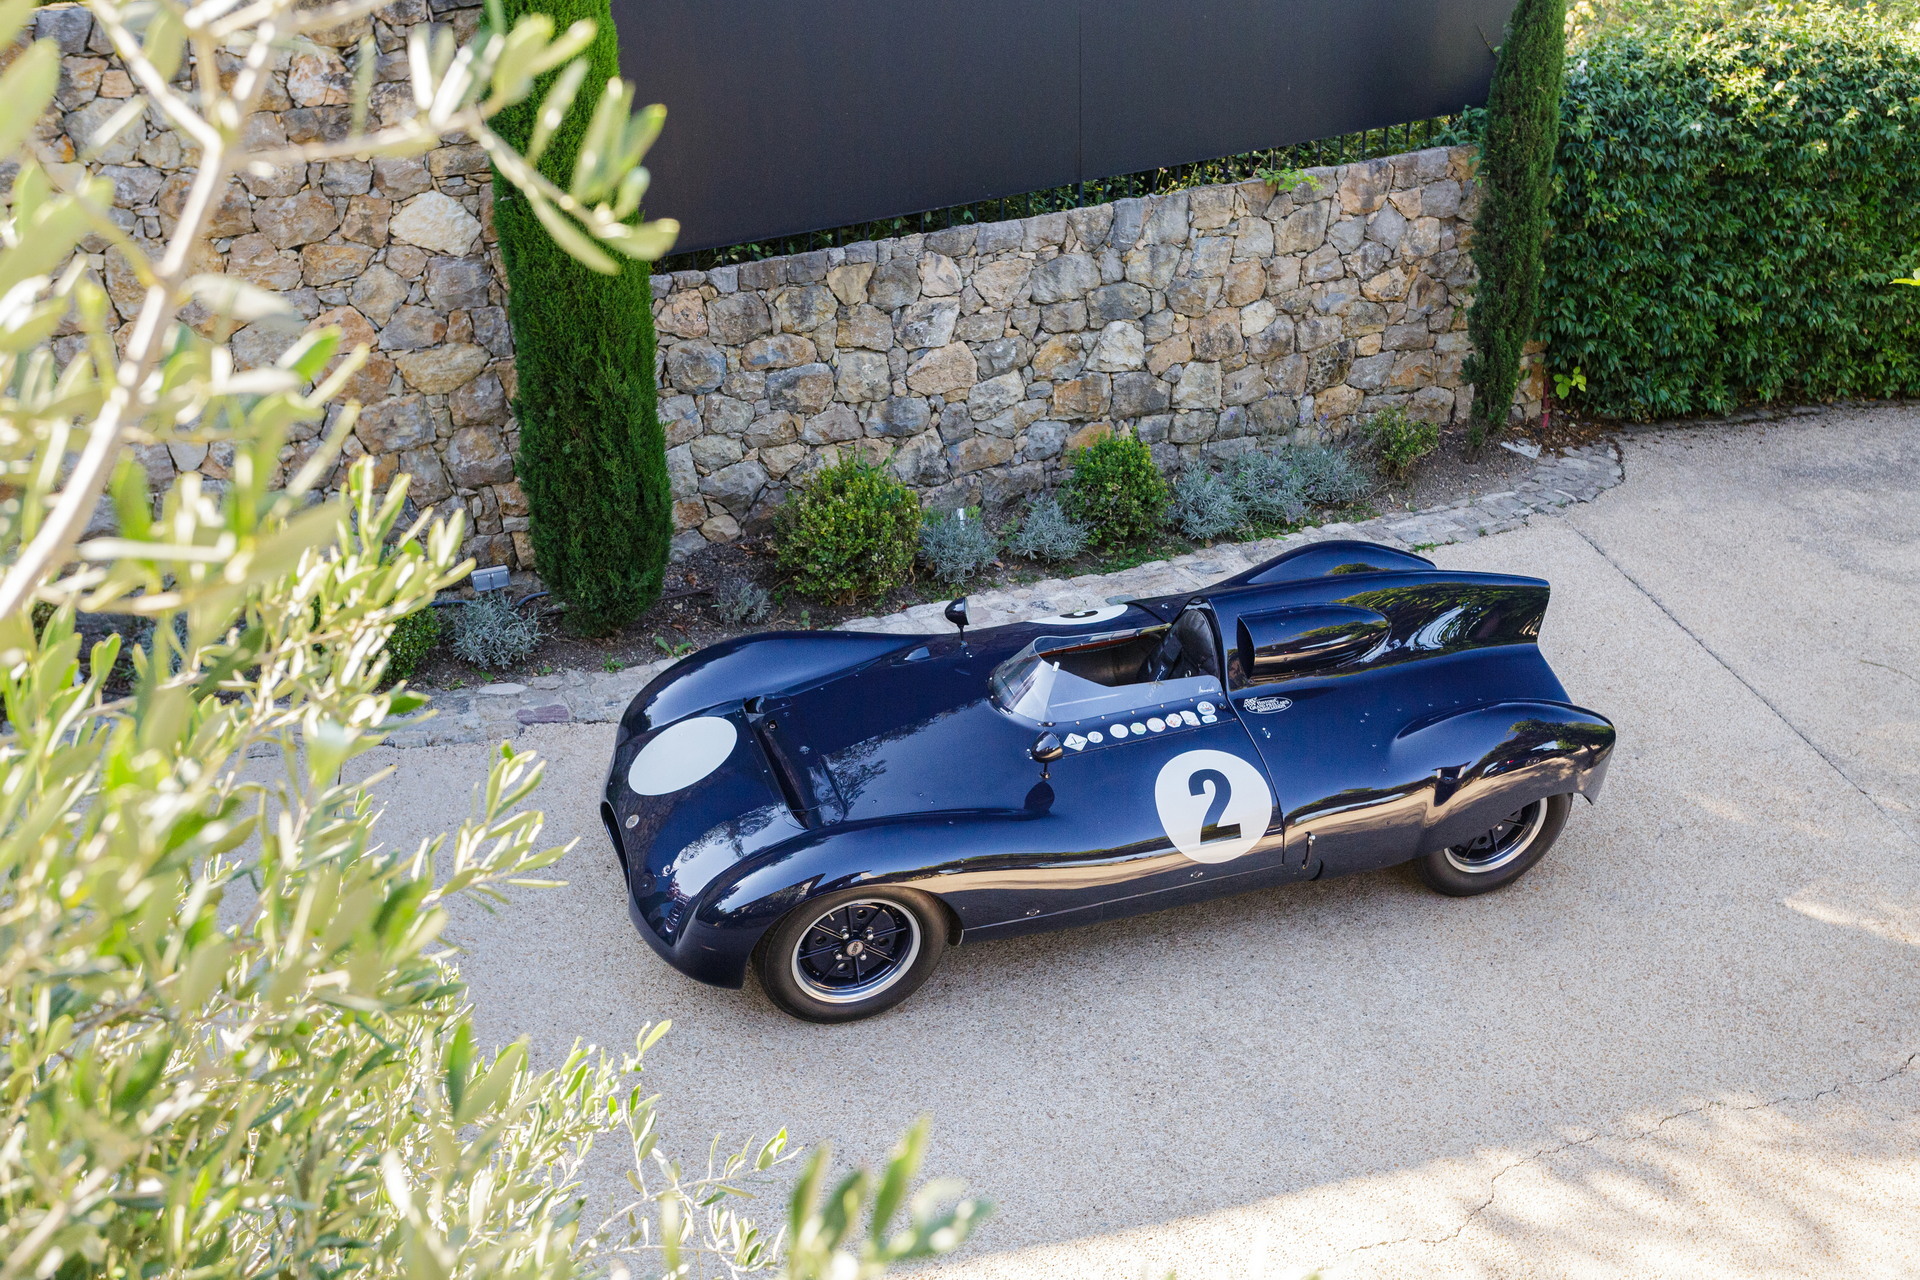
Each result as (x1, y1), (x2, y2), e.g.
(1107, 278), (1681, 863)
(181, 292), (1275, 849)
(19, 0), (1534, 571)
(20, 0), (529, 569)
(650, 147), (1539, 556)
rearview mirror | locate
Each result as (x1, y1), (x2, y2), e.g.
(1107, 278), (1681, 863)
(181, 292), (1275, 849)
(1237, 604), (1389, 678)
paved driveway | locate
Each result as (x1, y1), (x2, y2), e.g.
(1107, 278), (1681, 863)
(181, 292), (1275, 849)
(366, 406), (1920, 1278)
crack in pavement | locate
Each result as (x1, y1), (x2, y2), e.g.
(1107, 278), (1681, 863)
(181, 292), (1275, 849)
(1565, 522), (1920, 852)
(1315, 1049), (1920, 1275)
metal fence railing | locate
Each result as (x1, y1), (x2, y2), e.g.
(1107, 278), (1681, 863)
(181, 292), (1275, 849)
(658, 115), (1463, 274)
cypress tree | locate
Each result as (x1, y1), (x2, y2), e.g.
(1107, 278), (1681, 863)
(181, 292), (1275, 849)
(1464, 0), (1566, 440)
(491, 0), (671, 634)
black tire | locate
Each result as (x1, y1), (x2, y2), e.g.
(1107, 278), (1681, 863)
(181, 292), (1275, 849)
(756, 887), (948, 1023)
(1417, 793), (1571, 897)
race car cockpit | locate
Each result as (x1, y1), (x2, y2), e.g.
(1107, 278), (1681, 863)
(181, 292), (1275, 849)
(989, 607), (1224, 726)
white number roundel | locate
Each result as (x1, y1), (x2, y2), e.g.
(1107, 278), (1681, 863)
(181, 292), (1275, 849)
(1153, 749), (1274, 864)
(629, 716), (737, 795)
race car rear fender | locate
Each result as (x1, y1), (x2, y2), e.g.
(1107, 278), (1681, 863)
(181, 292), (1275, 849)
(1393, 699), (1616, 855)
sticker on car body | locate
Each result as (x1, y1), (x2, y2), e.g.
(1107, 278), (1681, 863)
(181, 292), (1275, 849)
(629, 716), (738, 795)
(1153, 749), (1274, 863)
(1030, 604), (1129, 627)
(1244, 696), (1293, 714)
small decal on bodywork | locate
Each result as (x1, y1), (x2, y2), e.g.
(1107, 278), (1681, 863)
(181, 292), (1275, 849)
(1031, 603), (1129, 627)
(1244, 696), (1293, 714)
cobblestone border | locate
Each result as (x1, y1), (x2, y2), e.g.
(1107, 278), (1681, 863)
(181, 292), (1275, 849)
(389, 439), (1621, 748)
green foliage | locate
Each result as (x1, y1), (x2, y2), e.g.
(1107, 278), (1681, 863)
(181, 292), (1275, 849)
(1364, 406), (1441, 479)
(782, 1118), (987, 1280)
(1464, 0), (1566, 438)
(1543, 3), (1920, 418)
(773, 457), (922, 602)
(1003, 493), (1090, 562)
(1064, 434), (1168, 549)
(385, 602), (442, 681)
(918, 507), (1001, 585)
(493, 0), (673, 636)
(0, 0), (976, 1272)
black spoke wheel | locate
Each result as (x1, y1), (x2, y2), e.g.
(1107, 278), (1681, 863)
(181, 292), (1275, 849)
(1417, 793), (1572, 897)
(757, 887), (947, 1022)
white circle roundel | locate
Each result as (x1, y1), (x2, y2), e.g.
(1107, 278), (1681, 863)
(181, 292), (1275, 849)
(1030, 603), (1128, 627)
(1153, 749), (1274, 864)
(628, 716), (737, 796)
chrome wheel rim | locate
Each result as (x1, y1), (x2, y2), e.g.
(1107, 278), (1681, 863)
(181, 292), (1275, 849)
(790, 900), (921, 1005)
(1444, 801), (1547, 874)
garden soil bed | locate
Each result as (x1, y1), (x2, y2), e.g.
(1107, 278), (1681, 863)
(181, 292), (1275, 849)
(410, 418), (1594, 689)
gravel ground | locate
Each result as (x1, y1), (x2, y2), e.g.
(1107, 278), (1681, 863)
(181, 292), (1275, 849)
(354, 404), (1920, 1279)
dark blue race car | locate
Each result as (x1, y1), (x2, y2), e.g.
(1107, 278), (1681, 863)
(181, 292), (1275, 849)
(604, 539), (1615, 1022)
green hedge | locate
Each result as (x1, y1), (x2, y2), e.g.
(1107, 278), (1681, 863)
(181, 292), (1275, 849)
(491, 0), (672, 635)
(1545, 3), (1920, 418)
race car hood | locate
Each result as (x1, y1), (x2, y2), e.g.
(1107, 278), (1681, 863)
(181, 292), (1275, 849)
(612, 611), (1167, 843)
(607, 627), (1038, 940)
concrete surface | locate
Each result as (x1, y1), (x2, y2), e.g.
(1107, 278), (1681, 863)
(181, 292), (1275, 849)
(359, 405), (1920, 1278)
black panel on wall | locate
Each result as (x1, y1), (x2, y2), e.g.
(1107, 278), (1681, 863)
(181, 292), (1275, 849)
(616, 0), (1515, 254)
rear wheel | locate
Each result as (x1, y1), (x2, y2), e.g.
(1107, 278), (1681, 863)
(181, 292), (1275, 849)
(757, 887), (947, 1023)
(1417, 794), (1571, 896)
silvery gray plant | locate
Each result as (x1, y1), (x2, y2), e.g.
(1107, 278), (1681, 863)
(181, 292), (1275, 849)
(1003, 494), (1090, 562)
(715, 577), (773, 626)
(451, 593), (547, 670)
(1168, 469), (1247, 542)
(919, 507), (1001, 584)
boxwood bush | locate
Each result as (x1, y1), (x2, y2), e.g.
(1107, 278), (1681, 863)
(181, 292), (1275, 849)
(1064, 433), (1167, 550)
(773, 457), (922, 602)
(1544, 3), (1920, 417)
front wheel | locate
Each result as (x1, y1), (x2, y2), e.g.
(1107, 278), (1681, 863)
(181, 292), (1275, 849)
(756, 887), (948, 1023)
(1417, 794), (1571, 897)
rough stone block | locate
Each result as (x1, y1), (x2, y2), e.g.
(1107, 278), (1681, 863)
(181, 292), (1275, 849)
(835, 349), (892, 402)
(742, 333), (816, 371)
(896, 298), (959, 350)
(1029, 253), (1101, 305)
(387, 191), (478, 256)
(665, 340), (727, 393)
(706, 293), (772, 344)
(768, 363), (836, 415)
(1052, 373), (1110, 420)
(396, 343), (488, 394)
(905, 342), (978, 397)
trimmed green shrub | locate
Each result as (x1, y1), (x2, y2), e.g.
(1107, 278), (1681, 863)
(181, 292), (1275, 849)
(919, 507), (1000, 586)
(773, 457), (921, 603)
(491, 0), (672, 636)
(1004, 494), (1090, 562)
(384, 605), (441, 682)
(1365, 406), (1441, 479)
(1168, 470), (1245, 542)
(1064, 433), (1167, 549)
(1464, 0), (1565, 437)
(1544, 3), (1920, 417)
